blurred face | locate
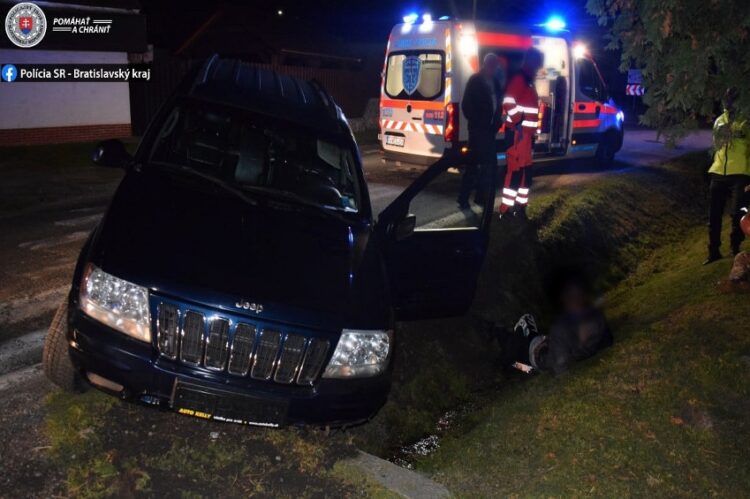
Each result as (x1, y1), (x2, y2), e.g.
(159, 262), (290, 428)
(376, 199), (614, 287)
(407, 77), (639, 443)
(482, 57), (499, 78)
(724, 92), (736, 112)
(561, 283), (588, 313)
(523, 51), (544, 78)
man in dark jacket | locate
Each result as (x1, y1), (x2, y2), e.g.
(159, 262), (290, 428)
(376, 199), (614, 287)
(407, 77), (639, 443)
(458, 53), (504, 209)
(494, 278), (613, 375)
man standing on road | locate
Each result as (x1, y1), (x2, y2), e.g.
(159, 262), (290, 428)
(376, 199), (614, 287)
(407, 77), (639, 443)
(705, 88), (750, 265)
(499, 48), (544, 218)
(458, 53), (504, 209)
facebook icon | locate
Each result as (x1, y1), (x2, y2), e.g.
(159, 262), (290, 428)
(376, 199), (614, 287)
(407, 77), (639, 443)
(2, 64), (18, 82)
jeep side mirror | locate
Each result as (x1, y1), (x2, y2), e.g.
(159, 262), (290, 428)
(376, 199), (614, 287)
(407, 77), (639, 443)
(92, 139), (132, 168)
(395, 214), (416, 241)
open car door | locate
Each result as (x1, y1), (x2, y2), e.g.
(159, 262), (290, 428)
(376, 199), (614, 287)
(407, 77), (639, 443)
(376, 157), (497, 321)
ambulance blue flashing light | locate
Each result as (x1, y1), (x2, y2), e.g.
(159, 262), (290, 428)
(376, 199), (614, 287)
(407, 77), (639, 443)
(543, 16), (566, 32)
(403, 13), (419, 24)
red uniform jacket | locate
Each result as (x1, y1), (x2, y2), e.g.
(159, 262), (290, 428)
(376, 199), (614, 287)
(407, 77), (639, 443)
(502, 72), (539, 171)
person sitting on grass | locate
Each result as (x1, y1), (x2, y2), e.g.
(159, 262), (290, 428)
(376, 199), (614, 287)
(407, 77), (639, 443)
(490, 276), (613, 375)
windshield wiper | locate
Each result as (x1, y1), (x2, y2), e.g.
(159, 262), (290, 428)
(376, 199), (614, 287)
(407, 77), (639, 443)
(152, 162), (258, 207)
(247, 187), (354, 221)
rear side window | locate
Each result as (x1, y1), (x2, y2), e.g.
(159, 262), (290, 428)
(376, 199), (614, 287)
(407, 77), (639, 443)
(385, 51), (444, 100)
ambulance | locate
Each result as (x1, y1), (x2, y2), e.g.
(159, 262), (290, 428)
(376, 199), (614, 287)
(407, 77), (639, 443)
(378, 14), (625, 166)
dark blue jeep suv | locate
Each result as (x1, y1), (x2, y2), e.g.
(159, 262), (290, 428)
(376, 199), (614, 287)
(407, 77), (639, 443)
(42, 56), (496, 426)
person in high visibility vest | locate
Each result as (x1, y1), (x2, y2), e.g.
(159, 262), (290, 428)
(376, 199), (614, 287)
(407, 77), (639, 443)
(705, 88), (750, 265)
(499, 48), (544, 218)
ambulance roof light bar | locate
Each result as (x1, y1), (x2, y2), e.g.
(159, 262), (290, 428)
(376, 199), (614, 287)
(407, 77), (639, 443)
(403, 13), (419, 24)
(540, 16), (567, 32)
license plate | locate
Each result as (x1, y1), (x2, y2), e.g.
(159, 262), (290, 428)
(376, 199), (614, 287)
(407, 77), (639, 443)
(171, 380), (288, 427)
(386, 135), (405, 147)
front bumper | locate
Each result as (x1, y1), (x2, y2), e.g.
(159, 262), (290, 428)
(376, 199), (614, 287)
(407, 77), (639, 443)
(68, 309), (390, 427)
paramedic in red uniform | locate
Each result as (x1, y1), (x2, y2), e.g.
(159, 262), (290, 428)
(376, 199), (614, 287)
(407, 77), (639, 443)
(458, 53), (505, 209)
(500, 48), (544, 218)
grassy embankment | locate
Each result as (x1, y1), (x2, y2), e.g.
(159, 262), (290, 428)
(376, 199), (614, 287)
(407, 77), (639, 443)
(414, 153), (750, 496)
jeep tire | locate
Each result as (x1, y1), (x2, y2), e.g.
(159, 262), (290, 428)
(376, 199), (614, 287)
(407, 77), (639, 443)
(42, 301), (82, 391)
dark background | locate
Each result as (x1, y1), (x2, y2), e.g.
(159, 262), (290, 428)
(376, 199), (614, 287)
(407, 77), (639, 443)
(7, 0), (632, 132)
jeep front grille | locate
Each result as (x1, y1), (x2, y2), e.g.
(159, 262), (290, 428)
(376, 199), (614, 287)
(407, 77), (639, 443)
(156, 303), (329, 386)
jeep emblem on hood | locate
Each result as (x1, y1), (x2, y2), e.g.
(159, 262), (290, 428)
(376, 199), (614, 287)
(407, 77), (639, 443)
(235, 300), (263, 313)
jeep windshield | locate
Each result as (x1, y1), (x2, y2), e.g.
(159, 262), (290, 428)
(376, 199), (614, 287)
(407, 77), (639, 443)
(147, 101), (361, 213)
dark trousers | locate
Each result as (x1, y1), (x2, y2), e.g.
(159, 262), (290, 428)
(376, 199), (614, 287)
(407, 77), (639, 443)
(458, 131), (497, 206)
(708, 174), (750, 255)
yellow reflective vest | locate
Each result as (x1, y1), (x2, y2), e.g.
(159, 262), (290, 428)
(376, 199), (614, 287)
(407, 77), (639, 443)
(709, 111), (750, 176)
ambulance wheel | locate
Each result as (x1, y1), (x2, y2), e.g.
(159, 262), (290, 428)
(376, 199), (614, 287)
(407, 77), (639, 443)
(43, 301), (84, 392)
(595, 131), (618, 168)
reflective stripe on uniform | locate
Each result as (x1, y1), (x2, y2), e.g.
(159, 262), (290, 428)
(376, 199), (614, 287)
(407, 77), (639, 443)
(516, 196), (529, 204)
(503, 97), (516, 105)
(521, 120), (538, 128)
(501, 197), (515, 206)
(517, 188), (529, 195)
(507, 108), (520, 116)
(503, 188), (517, 197)
(519, 106), (538, 114)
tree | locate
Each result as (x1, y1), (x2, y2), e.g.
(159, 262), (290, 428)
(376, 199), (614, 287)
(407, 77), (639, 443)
(587, 0), (750, 143)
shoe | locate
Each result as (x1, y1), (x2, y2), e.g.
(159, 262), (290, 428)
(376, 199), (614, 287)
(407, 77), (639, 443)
(703, 253), (722, 265)
(513, 313), (538, 338)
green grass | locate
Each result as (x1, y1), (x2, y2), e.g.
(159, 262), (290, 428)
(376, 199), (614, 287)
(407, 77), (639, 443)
(414, 155), (750, 496)
(44, 390), (363, 498)
(420, 225), (750, 496)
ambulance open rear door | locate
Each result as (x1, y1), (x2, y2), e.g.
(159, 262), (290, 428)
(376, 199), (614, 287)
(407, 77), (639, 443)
(531, 35), (572, 156)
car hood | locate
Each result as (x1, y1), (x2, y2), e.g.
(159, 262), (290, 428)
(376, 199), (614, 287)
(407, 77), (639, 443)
(93, 168), (390, 331)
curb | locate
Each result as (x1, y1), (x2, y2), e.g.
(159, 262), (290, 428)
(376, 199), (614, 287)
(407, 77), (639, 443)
(343, 451), (450, 498)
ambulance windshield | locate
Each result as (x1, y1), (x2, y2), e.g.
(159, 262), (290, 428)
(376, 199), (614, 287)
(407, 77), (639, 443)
(384, 51), (444, 100)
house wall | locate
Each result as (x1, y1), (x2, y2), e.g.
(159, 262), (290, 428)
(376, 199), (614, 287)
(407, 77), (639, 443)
(0, 49), (132, 145)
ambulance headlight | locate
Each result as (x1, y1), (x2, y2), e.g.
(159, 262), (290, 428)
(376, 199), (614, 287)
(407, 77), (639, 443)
(323, 329), (393, 378)
(573, 43), (587, 59)
(80, 264), (151, 343)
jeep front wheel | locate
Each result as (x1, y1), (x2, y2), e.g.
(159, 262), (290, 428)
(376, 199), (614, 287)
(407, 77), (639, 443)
(42, 301), (82, 391)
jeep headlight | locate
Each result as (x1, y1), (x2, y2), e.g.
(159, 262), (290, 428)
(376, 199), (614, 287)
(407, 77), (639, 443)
(80, 264), (151, 343)
(323, 329), (392, 378)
